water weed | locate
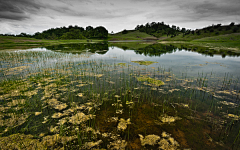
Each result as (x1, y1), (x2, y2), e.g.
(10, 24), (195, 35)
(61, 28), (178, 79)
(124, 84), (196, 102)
(0, 43), (239, 149)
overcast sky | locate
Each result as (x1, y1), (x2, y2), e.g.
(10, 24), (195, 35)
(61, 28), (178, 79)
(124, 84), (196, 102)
(0, 0), (239, 35)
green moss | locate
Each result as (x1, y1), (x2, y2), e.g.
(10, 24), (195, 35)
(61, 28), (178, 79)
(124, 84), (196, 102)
(117, 63), (127, 67)
(131, 61), (158, 66)
(137, 76), (164, 86)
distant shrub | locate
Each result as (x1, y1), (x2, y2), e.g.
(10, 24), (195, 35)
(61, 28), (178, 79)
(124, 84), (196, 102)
(215, 32), (219, 35)
(233, 27), (238, 33)
(122, 29), (128, 34)
(122, 46), (128, 50)
(210, 29), (214, 32)
(213, 24), (221, 29)
(226, 26), (231, 30)
(196, 30), (201, 35)
(216, 24), (221, 27)
(230, 22), (235, 26)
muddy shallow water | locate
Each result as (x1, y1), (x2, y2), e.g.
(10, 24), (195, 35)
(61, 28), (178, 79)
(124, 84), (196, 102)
(0, 43), (239, 149)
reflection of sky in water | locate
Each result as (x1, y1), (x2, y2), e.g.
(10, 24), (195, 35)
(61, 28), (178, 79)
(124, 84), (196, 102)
(90, 47), (240, 78)
(14, 48), (49, 52)
(92, 47), (147, 61)
(6, 46), (239, 80)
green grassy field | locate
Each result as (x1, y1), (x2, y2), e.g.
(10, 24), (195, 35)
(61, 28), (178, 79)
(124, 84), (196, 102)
(108, 27), (240, 52)
(1, 31), (240, 52)
(193, 33), (240, 42)
(158, 32), (240, 52)
(161, 25), (240, 41)
(161, 32), (240, 42)
(191, 33), (240, 52)
(0, 36), (103, 50)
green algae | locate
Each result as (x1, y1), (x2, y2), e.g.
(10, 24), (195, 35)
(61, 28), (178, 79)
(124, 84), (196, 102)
(0, 134), (45, 149)
(137, 75), (164, 86)
(131, 61), (158, 65)
(117, 63), (126, 67)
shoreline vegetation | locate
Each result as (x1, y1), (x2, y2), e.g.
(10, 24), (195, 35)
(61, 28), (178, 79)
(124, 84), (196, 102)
(0, 22), (240, 53)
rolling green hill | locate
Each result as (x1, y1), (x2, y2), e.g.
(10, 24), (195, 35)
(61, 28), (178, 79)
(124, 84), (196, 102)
(108, 30), (157, 41)
(193, 33), (240, 42)
(159, 24), (240, 41)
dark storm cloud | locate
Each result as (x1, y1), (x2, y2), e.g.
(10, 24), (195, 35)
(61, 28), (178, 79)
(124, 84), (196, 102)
(0, 0), (239, 34)
(0, 0), (89, 21)
(0, 0), (42, 20)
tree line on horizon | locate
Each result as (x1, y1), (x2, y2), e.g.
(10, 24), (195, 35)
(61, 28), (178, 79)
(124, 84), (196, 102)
(0, 22), (239, 39)
(0, 25), (108, 40)
(134, 21), (240, 38)
(134, 21), (185, 37)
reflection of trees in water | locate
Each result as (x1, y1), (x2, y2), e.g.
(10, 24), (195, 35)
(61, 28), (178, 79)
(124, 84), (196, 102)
(46, 43), (240, 57)
(45, 43), (109, 54)
(173, 44), (240, 58)
(133, 43), (240, 58)
(134, 44), (177, 56)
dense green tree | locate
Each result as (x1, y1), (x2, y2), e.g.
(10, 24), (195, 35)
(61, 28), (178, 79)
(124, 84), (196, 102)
(122, 29), (128, 34)
(181, 28), (186, 33)
(230, 22), (235, 26)
(60, 29), (86, 39)
(86, 26), (94, 31)
(92, 26), (108, 38)
(134, 22), (182, 37)
(31, 25), (108, 39)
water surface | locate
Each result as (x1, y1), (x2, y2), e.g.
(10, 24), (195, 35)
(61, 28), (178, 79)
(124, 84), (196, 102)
(0, 43), (239, 149)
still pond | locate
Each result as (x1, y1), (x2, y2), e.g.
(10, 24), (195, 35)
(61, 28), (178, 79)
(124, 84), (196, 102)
(0, 42), (239, 149)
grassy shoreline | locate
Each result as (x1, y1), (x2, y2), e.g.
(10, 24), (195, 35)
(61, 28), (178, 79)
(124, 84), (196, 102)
(0, 36), (104, 50)
(1, 33), (240, 53)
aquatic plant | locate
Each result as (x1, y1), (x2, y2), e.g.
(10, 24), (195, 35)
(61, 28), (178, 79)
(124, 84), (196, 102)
(131, 61), (158, 65)
(0, 44), (239, 149)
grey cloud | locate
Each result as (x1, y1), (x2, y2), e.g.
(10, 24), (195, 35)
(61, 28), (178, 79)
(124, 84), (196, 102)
(0, 0), (42, 20)
(175, 0), (240, 18)
(0, 11), (29, 20)
(0, 0), (90, 21)
(56, 0), (93, 6)
(193, 1), (240, 16)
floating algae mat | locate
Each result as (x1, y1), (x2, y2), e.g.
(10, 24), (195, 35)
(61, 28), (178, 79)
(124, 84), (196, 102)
(136, 75), (164, 86)
(0, 43), (240, 149)
(131, 61), (158, 65)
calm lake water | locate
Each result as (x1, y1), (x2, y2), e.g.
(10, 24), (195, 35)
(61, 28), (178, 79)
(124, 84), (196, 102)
(0, 43), (239, 149)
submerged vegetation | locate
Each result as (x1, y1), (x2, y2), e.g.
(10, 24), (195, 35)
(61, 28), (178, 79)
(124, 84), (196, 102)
(136, 75), (164, 86)
(0, 43), (239, 149)
(131, 61), (158, 66)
